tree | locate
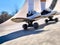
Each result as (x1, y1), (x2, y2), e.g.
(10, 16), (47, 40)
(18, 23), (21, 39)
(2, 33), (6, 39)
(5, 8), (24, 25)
(0, 11), (12, 24)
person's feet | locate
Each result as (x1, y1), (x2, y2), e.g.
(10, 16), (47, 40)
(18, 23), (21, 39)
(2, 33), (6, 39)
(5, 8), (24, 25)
(27, 11), (36, 17)
(41, 10), (51, 15)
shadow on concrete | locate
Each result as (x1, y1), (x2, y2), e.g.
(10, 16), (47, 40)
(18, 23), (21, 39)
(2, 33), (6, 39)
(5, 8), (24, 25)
(38, 22), (57, 29)
(0, 22), (57, 44)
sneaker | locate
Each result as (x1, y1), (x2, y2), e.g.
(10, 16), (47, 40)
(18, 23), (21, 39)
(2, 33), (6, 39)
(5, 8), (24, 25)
(41, 10), (51, 15)
(27, 11), (36, 17)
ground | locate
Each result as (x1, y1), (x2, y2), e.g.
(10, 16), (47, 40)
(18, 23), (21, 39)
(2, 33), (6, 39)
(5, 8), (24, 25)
(0, 15), (60, 45)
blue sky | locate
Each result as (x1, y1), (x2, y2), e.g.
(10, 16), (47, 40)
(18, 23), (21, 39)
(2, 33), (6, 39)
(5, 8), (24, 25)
(0, 0), (25, 14)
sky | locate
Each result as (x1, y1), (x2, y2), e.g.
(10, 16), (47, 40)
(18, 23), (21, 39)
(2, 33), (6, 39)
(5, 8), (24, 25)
(0, 0), (25, 14)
